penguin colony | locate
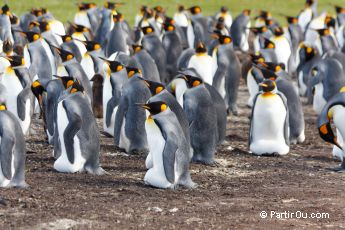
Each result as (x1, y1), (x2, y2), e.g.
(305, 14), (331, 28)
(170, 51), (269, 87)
(0, 0), (345, 189)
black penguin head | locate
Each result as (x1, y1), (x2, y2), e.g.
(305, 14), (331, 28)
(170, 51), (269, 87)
(104, 2), (124, 10)
(325, 15), (336, 29)
(335, 6), (345, 14)
(163, 23), (175, 32)
(258, 10), (271, 19)
(259, 62), (285, 73)
(250, 53), (265, 64)
(154, 6), (164, 13)
(60, 34), (73, 43)
(0, 103), (7, 111)
(125, 67), (141, 78)
(256, 64), (278, 81)
(82, 40), (101, 52)
(138, 77), (165, 95)
(1, 4), (11, 16)
(212, 33), (232, 45)
(10, 15), (18, 25)
(259, 79), (276, 93)
(300, 45), (317, 61)
(179, 75), (203, 88)
(242, 9), (251, 16)
(177, 5), (185, 12)
(70, 23), (89, 33)
(249, 26), (268, 35)
(265, 19), (274, 26)
(31, 80), (45, 105)
(101, 58), (124, 73)
(286, 16), (298, 25)
(113, 13), (124, 23)
(20, 31), (41, 43)
(263, 38), (275, 49)
(30, 8), (43, 17)
(305, 0), (314, 7)
(55, 76), (76, 89)
(70, 81), (84, 94)
(319, 122), (342, 150)
(315, 28), (331, 37)
(38, 21), (51, 32)
(3, 40), (13, 55)
(164, 16), (175, 25)
(195, 42), (207, 54)
(132, 44), (143, 53)
(189, 6), (202, 15)
(142, 26), (155, 35)
(55, 47), (74, 62)
(77, 2), (96, 11)
(273, 26), (284, 36)
(5, 55), (25, 67)
(141, 101), (168, 116)
(28, 20), (40, 30)
(220, 6), (228, 13)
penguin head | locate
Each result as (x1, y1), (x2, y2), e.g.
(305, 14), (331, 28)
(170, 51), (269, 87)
(132, 44), (143, 53)
(250, 53), (265, 64)
(242, 9), (251, 16)
(70, 23), (89, 33)
(265, 19), (274, 27)
(113, 13), (124, 23)
(318, 121), (342, 150)
(5, 55), (25, 67)
(163, 22), (175, 32)
(164, 16), (175, 25)
(259, 62), (285, 73)
(0, 103), (7, 111)
(259, 79), (277, 93)
(285, 16), (298, 25)
(10, 15), (18, 25)
(0, 4), (11, 16)
(325, 15), (336, 29)
(315, 28), (331, 37)
(141, 101), (168, 117)
(70, 81), (84, 94)
(125, 67), (141, 78)
(273, 26), (284, 36)
(335, 6), (345, 14)
(104, 2), (123, 10)
(82, 40), (101, 52)
(29, 20), (40, 30)
(30, 8), (43, 17)
(77, 2), (96, 11)
(195, 42), (207, 55)
(179, 75), (203, 88)
(177, 5), (185, 13)
(249, 26), (268, 35)
(305, 0), (314, 7)
(38, 21), (51, 32)
(55, 76), (76, 89)
(257, 10), (271, 19)
(300, 44), (317, 61)
(189, 6), (202, 15)
(220, 6), (228, 14)
(257, 65), (278, 81)
(54, 47), (75, 62)
(101, 58), (124, 73)
(20, 31), (41, 43)
(262, 38), (275, 49)
(154, 6), (164, 14)
(31, 80), (45, 105)
(212, 33), (232, 45)
(60, 34), (73, 43)
(138, 77), (165, 95)
(142, 26), (155, 35)
(3, 40), (13, 55)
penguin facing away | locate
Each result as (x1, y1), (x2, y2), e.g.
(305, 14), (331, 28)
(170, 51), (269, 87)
(0, 103), (28, 188)
(249, 79), (290, 156)
(54, 82), (106, 174)
(142, 101), (196, 189)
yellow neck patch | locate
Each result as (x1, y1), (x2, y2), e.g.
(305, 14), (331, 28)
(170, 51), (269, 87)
(339, 86), (345, 93)
(0, 105), (6, 110)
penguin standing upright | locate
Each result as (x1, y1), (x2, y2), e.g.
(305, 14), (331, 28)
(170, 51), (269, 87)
(298, 0), (314, 31)
(250, 26), (272, 53)
(270, 27), (291, 72)
(0, 56), (34, 135)
(211, 34), (241, 115)
(142, 101), (196, 189)
(0, 103), (27, 188)
(101, 59), (128, 137)
(132, 45), (160, 82)
(188, 6), (211, 46)
(54, 82), (105, 174)
(114, 68), (151, 153)
(180, 75), (218, 164)
(105, 14), (129, 57)
(0, 4), (14, 47)
(285, 16), (303, 74)
(215, 6), (232, 30)
(249, 79), (290, 155)
(230, 9), (251, 51)
(141, 25), (168, 83)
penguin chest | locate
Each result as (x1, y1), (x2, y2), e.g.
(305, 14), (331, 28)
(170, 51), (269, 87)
(188, 55), (214, 85)
(246, 71), (259, 107)
(54, 101), (85, 173)
(298, 71), (307, 96)
(23, 45), (31, 69)
(251, 95), (289, 155)
(144, 119), (172, 188)
(81, 54), (95, 81)
(313, 83), (327, 115)
(272, 37), (291, 67)
(330, 105), (345, 154)
(186, 23), (195, 48)
(57, 65), (69, 76)
(74, 12), (91, 29)
(174, 80), (188, 108)
(1, 72), (23, 118)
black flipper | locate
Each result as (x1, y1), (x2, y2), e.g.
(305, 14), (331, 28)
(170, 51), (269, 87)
(113, 96), (128, 145)
(249, 93), (260, 147)
(16, 87), (32, 121)
(277, 92), (290, 146)
(105, 96), (120, 127)
(0, 135), (14, 180)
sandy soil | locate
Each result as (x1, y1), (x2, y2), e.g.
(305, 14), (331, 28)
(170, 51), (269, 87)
(1, 82), (345, 230)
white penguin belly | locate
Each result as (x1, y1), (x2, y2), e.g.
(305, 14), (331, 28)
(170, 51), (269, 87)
(21, 99), (31, 135)
(74, 12), (91, 29)
(23, 45), (31, 69)
(246, 71), (259, 107)
(333, 128), (344, 161)
(144, 119), (172, 188)
(175, 80), (188, 108)
(119, 118), (130, 152)
(250, 95), (289, 155)
(81, 54), (95, 81)
(54, 101), (85, 173)
(57, 65), (69, 76)
(187, 23), (195, 48)
(104, 106), (117, 137)
(313, 83), (327, 115)
(331, 106), (345, 160)
(188, 55), (214, 85)
(298, 71), (307, 96)
(272, 37), (291, 71)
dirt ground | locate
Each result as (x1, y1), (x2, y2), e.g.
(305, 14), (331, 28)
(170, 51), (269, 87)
(1, 81), (345, 229)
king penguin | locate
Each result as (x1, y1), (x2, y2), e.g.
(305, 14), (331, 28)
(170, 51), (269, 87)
(132, 44), (160, 82)
(142, 101), (196, 189)
(0, 103), (28, 188)
(230, 9), (251, 51)
(249, 79), (290, 156)
(54, 81), (106, 174)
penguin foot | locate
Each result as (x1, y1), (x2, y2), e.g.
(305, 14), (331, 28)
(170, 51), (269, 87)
(100, 131), (113, 138)
(328, 166), (345, 173)
(9, 181), (29, 189)
(85, 166), (109, 175)
(254, 152), (280, 157)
